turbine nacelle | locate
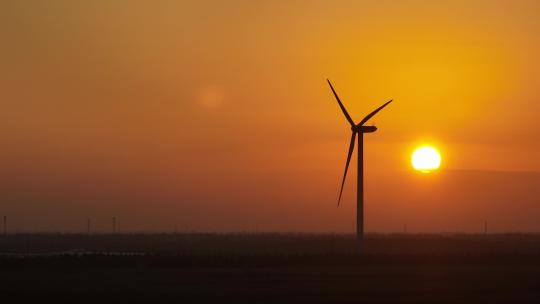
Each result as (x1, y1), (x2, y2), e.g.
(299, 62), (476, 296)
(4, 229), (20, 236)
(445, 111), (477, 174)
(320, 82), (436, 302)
(352, 125), (377, 133)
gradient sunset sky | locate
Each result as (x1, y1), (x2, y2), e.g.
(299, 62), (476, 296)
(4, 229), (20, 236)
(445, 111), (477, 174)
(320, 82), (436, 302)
(2, 0), (540, 232)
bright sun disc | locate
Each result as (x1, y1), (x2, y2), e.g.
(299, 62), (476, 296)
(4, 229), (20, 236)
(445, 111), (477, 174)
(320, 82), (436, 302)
(411, 146), (441, 173)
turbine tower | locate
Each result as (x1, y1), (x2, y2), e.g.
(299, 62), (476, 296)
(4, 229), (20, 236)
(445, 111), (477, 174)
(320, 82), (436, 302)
(327, 79), (393, 247)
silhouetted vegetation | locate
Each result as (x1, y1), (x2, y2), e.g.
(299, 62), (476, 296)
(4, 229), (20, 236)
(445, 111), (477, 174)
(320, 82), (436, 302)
(2, 232), (540, 255)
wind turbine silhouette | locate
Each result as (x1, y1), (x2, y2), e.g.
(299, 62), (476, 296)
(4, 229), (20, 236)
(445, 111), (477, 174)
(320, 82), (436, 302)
(327, 79), (393, 247)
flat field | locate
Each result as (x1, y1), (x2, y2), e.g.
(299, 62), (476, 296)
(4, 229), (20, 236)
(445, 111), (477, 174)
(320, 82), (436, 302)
(0, 233), (539, 303)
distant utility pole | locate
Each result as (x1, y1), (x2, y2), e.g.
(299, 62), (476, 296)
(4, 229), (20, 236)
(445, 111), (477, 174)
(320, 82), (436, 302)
(484, 220), (488, 235)
(112, 217), (116, 233)
(87, 218), (91, 235)
(3, 216), (6, 236)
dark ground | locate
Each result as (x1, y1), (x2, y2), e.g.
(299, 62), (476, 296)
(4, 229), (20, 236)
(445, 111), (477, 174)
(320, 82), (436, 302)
(1, 233), (539, 303)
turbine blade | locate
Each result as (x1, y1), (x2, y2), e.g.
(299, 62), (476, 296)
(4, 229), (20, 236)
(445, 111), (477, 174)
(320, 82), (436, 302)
(338, 132), (356, 207)
(327, 79), (355, 126)
(359, 99), (393, 126)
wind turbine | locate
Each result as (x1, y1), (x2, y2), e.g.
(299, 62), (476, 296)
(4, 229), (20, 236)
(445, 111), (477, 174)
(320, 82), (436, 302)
(327, 79), (393, 247)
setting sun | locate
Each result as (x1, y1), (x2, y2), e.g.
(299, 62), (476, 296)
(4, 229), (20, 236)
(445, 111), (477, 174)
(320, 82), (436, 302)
(411, 146), (441, 173)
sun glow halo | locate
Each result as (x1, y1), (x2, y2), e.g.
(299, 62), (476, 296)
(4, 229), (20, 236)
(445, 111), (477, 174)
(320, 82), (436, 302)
(411, 146), (441, 173)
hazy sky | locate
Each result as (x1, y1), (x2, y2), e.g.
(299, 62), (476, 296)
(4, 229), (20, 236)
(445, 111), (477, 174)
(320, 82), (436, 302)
(1, 0), (540, 232)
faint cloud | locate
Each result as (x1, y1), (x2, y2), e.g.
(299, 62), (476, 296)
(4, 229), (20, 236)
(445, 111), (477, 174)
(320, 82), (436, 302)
(197, 85), (225, 109)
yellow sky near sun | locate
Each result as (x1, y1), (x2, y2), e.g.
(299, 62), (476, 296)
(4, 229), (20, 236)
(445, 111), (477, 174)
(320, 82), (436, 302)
(1, 0), (540, 232)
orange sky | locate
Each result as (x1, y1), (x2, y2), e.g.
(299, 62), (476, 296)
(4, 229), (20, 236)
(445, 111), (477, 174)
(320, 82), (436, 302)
(1, 0), (540, 232)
